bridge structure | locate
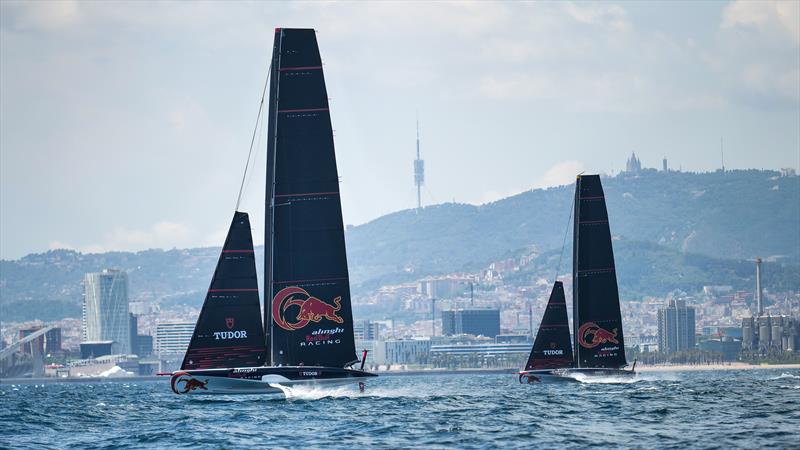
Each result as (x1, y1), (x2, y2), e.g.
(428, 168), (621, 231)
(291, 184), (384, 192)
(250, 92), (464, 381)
(0, 326), (54, 362)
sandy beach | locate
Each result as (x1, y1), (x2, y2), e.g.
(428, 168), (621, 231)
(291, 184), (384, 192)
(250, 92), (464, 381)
(636, 362), (800, 372)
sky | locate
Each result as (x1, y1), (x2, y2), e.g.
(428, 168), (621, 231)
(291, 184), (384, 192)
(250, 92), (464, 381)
(1, 1), (798, 259)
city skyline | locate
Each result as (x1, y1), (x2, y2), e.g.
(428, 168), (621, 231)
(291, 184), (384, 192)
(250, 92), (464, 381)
(2, 1), (799, 259)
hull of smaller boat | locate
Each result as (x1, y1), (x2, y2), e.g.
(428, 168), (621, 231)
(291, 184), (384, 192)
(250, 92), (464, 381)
(519, 367), (635, 383)
(170, 366), (376, 395)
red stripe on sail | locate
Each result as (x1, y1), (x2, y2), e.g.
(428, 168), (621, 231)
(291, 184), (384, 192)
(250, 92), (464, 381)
(279, 66), (322, 71)
(278, 107), (328, 113)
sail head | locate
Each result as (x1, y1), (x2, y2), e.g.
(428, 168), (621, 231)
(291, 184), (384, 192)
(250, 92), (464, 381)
(266, 28), (358, 368)
(525, 281), (574, 370)
(181, 211), (267, 370)
(572, 175), (627, 368)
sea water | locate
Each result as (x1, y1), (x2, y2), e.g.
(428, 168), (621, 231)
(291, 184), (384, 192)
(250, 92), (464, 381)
(1, 369), (798, 448)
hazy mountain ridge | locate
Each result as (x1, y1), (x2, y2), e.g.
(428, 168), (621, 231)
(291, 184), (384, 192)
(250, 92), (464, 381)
(346, 169), (799, 288)
(1, 169), (797, 321)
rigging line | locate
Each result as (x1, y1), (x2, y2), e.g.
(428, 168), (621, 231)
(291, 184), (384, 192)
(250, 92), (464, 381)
(553, 191), (574, 283)
(235, 61), (272, 212)
(242, 102), (266, 200)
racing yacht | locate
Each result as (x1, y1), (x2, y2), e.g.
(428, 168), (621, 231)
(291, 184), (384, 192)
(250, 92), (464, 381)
(167, 28), (376, 395)
(519, 175), (635, 383)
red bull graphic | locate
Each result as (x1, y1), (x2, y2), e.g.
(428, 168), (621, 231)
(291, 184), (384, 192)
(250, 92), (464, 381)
(578, 322), (619, 348)
(170, 371), (209, 394)
(272, 286), (344, 331)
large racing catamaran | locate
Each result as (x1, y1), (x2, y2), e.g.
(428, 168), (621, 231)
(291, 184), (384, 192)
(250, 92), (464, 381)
(168, 28), (376, 395)
(520, 175), (635, 382)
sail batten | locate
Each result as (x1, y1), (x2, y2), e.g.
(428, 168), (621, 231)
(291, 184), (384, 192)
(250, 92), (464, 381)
(572, 175), (627, 369)
(181, 212), (267, 370)
(265, 28), (357, 368)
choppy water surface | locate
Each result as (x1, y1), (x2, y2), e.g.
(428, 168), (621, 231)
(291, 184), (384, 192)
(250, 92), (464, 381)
(2, 369), (799, 449)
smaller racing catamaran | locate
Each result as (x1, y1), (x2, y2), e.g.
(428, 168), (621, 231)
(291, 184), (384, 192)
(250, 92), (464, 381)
(520, 175), (635, 383)
(166, 28), (376, 395)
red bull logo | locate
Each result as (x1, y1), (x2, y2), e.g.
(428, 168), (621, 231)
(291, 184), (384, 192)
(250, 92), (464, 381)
(272, 286), (344, 331)
(578, 322), (619, 348)
(170, 371), (209, 394)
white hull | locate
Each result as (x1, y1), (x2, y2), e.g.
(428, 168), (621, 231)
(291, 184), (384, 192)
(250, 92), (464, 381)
(170, 366), (374, 395)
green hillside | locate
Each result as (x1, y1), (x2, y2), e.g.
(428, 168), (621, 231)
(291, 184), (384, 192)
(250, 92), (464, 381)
(346, 169), (799, 289)
(1, 169), (797, 322)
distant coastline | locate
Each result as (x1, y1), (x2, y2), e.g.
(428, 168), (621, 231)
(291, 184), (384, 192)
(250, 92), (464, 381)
(637, 362), (800, 372)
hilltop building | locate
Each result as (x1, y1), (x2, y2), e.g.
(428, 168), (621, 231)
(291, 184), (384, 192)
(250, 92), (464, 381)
(82, 269), (130, 354)
(625, 152), (642, 173)
(657, 299), (696, 354)
(417, 277), (472, 299)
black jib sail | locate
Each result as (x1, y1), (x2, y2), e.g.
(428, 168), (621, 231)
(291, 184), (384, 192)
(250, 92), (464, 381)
(525, 281), (574, 370)
(572, 175), (627, 368)
(265, 28), (358, 368)
(181, 212), (267, 370)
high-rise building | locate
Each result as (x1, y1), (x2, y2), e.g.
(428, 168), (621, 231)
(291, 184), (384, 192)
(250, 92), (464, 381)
(441, 308), (500, 338)
(133, 335), (154, 357)
(657, 299), (696, 354)
(353, 320), (381, 341)
(155, 322), (195, 355)
(83, 269), (130, 354)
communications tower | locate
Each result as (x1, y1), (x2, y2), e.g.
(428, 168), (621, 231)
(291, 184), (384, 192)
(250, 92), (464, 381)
(414, 119), (425, 211)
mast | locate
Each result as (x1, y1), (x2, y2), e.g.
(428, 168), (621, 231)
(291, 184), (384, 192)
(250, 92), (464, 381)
(263, 28), (284, 365)
(572, 176), (580, 367)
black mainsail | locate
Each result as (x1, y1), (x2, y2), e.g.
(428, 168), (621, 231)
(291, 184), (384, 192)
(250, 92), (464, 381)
(265, 28), (358, 368)
(572, 175), (627, 369)
(181, 212), (267, 370)
(524, 281), (574, 370)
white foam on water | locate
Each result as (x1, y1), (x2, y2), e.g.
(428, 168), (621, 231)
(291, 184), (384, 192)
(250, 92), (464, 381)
(768, 372), (800, 380)
(567, 372), (664, 384)
(268, 383), (442, 401)
(269, 384), (356, 401)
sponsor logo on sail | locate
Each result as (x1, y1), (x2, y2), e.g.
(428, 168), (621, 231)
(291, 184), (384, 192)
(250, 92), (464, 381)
(543, 342), (564, 355)
(226, 317), (235, 330)
(272, 286), (345, 331)
(300, 327), (344, 347)
(578, 322), (619, 348)
(213, 330), (248, 340)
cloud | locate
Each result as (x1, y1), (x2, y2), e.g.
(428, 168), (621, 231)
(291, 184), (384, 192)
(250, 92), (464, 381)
(477, 160), (585, 205)
(74, 221), (197, 254)
(4, 1), (81, 32)
(722, 0), (800, 46)
(535, 161), (586, 189)
(716, 1), (800, 106)
(562, 2), (631, 32)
